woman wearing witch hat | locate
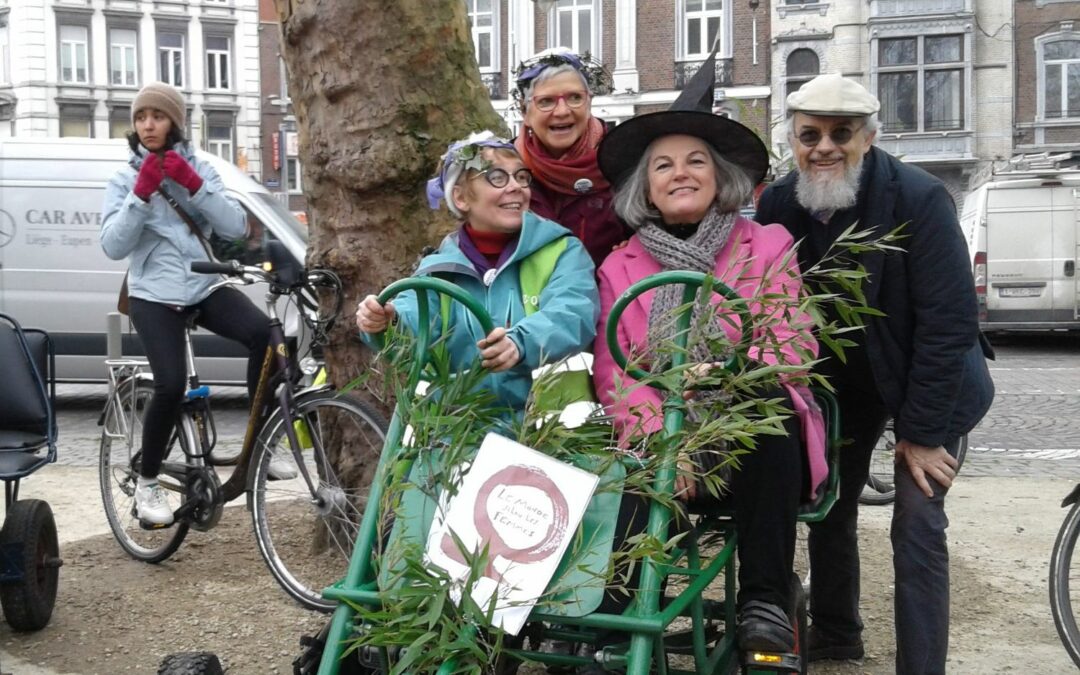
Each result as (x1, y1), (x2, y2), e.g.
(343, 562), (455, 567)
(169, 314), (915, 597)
(590, 53), (827, 661)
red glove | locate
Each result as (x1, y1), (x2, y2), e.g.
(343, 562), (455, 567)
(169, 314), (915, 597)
(133, 155), (164, 202)
(163, 150), (204, 195)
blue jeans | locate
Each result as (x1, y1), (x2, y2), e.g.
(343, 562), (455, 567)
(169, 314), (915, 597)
(808, 392), (959, 675)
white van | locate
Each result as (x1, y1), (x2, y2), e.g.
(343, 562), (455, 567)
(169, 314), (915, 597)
(0, 137), (308, 382)
(960, 171), (1080, 331)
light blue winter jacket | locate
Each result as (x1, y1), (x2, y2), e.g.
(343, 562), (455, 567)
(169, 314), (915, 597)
(101, 142), (246, 306)
(364, 212), (599, 412)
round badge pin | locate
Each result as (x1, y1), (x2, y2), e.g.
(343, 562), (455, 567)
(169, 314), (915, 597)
(573, 178), (593, 194)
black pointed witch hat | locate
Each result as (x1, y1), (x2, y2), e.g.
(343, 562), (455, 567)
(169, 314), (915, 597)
(597, 47), (769, 186)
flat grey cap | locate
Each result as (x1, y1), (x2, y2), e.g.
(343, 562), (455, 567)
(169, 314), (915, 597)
(787, 73), (880, 117)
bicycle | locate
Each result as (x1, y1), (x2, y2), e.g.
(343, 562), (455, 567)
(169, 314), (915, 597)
(1051, 483), (1080, 668)
(98, 258), (389, 611)
(860, 420), (969, 506)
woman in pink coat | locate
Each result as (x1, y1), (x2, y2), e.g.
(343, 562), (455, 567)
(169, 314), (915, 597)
(591, 103), (826, 659)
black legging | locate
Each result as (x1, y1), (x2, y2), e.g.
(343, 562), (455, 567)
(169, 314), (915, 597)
(128, 288), (270, 478)
(600, 389), (804, 616)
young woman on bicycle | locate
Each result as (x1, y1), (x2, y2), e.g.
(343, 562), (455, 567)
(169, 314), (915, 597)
(100, 82), (276, 526)
(355, 131), (599, 412)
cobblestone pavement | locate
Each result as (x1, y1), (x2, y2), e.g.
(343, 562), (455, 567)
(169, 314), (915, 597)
(963, 331), (1080, 478)
(52, 331), (1080, 478)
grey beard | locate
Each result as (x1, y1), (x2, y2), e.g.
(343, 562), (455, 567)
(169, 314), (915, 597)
(794, 156), (863, 213)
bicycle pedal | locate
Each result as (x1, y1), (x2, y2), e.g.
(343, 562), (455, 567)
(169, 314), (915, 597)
(138, 518), (174, 531)
(742, 650), (801, 672)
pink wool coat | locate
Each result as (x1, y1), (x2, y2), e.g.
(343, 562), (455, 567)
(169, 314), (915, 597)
(593, 216), (828, 498)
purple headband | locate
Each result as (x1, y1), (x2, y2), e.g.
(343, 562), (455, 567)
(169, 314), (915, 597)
(515, 51), (585, 89)
(425, 132), (517, 211)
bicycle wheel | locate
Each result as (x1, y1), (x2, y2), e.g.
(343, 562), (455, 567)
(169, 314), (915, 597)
(1051, 499), (1080, 668)
(99, 378), (190, 562)
(860, 422), (897, 506)
(251, 390), (388, 611)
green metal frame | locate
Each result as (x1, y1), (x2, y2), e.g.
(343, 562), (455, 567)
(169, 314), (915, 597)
(317, 272), (841, 675)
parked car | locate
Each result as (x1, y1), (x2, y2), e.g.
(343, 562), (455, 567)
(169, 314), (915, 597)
(959, 170), (1080, 332)
(0, 137), (308, 383)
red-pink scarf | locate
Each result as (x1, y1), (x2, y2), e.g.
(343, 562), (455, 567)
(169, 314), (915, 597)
(516, 117), (610, 196)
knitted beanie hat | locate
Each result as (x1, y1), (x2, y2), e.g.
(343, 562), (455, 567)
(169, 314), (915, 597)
(131, 82), (186, 130)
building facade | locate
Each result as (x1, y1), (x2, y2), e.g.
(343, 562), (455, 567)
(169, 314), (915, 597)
(1014, 0), (1080, 161)
(465, 0), (773, 149)
(255, 0), (303, 213)
(0, 0), (262, 176)
(769, 0), (1014, 202)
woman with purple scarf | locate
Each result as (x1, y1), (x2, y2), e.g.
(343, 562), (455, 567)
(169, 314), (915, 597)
(356, 131), (598, 413)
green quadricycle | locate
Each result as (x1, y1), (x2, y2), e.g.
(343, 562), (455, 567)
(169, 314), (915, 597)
(315, 270), (841, 675)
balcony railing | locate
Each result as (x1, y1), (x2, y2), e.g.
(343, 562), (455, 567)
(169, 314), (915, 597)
(674, 58), (734, 90)
(480, 72), (501, 100)
(870, 0), (967, 18)
(875, 130), (974, 161)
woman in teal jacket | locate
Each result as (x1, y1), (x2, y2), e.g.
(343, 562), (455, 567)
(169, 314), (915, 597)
(356, 131), (599, 412)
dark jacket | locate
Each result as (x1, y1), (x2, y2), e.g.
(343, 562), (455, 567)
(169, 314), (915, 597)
(528, 180), (631, 270)
(756, 146), (994, 447)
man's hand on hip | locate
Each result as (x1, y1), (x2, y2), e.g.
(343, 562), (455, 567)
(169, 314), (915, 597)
(895, 439), (959, 498)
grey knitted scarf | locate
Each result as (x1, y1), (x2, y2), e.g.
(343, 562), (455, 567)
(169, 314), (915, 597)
(638, 206), (737, 368)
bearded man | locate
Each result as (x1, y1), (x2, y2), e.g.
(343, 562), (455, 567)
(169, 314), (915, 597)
(756, 74), (994, 675)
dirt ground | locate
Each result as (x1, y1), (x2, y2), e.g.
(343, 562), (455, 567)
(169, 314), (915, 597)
(0, 472), (1073, 674)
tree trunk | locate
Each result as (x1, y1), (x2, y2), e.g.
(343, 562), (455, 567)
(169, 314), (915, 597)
(271, 0), (506, 508)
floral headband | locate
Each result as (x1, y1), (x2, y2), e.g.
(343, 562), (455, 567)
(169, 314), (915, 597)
(512, 47), (613, 108)
(425, 131), (517, 211)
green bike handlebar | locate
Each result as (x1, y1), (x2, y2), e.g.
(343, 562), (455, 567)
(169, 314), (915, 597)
(376, 276), (496, 334)
(604, 271), (752, 389)
(374, 277), (496, 388)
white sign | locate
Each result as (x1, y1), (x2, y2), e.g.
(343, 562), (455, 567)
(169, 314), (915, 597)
(425, 433), (599, 635)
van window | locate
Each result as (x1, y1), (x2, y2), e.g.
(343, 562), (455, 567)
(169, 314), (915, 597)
(252, 192), (308, 243)
(210, 206), (277, 265)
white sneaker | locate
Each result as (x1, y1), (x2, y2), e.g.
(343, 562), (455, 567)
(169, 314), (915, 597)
(267, 450), (299, 480)
(135, 482), (174, 526)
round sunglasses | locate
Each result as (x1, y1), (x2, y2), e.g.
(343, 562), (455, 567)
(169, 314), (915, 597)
(796, 124), (865, 148)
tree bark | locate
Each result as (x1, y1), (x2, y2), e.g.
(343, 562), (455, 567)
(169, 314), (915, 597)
(271, 0), (506, 503)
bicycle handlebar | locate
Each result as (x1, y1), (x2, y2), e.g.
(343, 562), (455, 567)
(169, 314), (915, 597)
(605, 271), (751, 391)
(191, 261), (344, 345)
(191, 260), (243, 276)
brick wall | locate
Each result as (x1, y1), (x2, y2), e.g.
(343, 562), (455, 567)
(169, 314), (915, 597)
(731, 5), (769, 87)
(1046, 126), (1080, 144)
(500, 1), (511, 98)
(602, 0), (616, 72)
(637, 0), (676, 91)
(535, 4), (548, 52)
(258, 20), (283, 192)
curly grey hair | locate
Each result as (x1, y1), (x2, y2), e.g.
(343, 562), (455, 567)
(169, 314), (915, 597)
(613, 139), (754, 229)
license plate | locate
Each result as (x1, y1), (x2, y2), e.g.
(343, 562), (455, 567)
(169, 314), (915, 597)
(998, 286), (1042, 298)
